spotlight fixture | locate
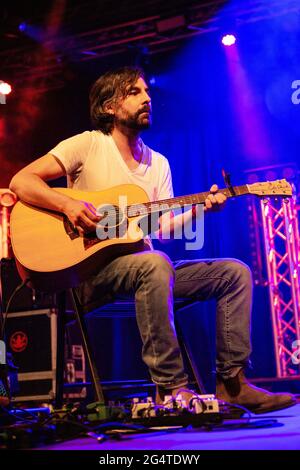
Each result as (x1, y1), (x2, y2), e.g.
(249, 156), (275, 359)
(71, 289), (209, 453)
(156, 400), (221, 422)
(18, 22), (27, 32)
(221, 34), (236, 46)
(0, 81), (12, 95)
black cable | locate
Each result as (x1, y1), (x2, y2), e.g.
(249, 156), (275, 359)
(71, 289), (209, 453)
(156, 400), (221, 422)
(8, 406), (47, 422)
(218, 398), (252, 421)
(0, 405), (36, 424)
(0, 278), (30, 339)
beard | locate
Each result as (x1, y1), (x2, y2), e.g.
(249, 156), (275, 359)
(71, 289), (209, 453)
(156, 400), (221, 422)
(115, 108), (152, 131)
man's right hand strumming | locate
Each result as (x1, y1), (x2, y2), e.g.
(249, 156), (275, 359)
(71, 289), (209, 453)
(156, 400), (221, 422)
(62, 199), (101, 235)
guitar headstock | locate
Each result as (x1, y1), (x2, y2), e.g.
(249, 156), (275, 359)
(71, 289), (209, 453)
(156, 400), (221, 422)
(247, 179), (293, 197)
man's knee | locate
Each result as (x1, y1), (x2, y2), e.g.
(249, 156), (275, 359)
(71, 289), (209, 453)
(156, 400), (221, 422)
(138, 250), (175, 277)
(226, 259), (252, 285)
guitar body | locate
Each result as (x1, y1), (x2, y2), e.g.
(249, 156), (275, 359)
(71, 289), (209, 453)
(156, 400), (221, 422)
(10, 184), (149, 292)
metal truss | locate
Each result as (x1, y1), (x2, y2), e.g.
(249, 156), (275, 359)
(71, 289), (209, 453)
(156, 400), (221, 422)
(260, 195), (300, 376)
(0, 190), (16, 260)
(246, 162), (300, 377)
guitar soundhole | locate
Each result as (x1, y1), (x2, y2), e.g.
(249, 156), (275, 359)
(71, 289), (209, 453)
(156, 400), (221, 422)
(95, 204), (127, 240)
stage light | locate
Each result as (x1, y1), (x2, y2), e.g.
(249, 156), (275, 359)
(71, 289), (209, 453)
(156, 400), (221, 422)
(0, 81), (12, 95)
(18, 22), (27, 32)
(222, 34), (236, 46)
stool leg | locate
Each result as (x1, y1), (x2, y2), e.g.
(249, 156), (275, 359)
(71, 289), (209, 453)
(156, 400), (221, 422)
(174, 314), (206, 394)
(69, 289), (105, 403)
(55, 291), (66, 408)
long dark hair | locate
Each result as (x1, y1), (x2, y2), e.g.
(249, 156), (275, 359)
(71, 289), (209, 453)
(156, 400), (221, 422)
(89, 66), (145, 134)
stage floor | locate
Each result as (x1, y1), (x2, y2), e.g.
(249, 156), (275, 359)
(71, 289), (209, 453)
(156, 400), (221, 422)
(39, 402), (300, 451)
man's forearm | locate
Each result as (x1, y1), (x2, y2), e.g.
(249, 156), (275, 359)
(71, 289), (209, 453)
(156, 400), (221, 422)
(9, 173), (72, 213)
(167, 208), (194, 235)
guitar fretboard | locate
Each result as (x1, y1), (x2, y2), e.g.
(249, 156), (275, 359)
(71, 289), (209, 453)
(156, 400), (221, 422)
(126, 185), (249, 217)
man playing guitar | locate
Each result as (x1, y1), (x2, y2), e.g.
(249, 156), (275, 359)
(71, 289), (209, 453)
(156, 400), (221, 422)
(9, 66), (295, 413)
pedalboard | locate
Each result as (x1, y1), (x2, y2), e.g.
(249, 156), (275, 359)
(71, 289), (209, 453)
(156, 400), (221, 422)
(130, 394), (222, 427)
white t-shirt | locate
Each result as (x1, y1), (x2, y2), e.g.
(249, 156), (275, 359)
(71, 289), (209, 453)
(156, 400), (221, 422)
(49, 130), (174, 248)
(49, 130), (174, 202)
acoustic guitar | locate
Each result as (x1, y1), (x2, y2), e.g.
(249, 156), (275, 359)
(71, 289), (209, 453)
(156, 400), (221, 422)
(10, 180), (292, 292)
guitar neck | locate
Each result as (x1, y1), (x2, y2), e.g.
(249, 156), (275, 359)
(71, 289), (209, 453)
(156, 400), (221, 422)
(126, 185), (249, 217)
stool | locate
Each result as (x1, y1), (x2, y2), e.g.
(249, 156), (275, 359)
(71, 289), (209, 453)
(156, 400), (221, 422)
(55, 289), (205, 408)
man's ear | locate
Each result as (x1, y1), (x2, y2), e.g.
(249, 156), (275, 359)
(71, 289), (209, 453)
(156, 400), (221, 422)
(104, 101), (115, 115)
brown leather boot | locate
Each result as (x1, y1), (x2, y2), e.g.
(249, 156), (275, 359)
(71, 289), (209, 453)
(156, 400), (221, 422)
(216, 370), (296, 414)
(155, 385), (198, 407)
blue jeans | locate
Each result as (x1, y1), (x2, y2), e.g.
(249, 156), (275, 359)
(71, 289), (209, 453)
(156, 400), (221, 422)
(77, 250), (252, 389)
